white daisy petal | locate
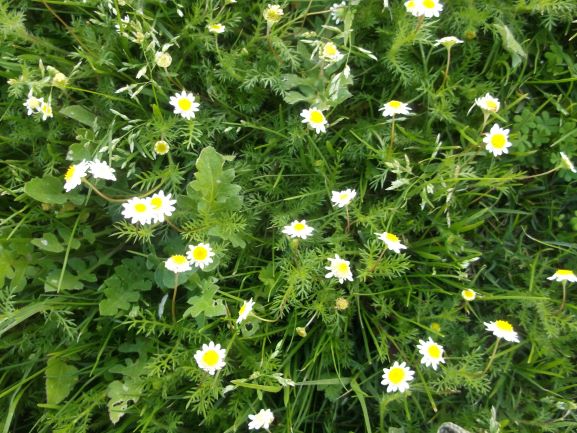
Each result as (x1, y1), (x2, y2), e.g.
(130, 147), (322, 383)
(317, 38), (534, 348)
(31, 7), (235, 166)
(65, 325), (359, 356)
(194, 341), (226, 375)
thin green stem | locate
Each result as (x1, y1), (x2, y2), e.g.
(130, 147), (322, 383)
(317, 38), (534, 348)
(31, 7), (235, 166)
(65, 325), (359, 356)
(483, 338), (501, 374)
(560, 281), (567, 312)
(172, 274), (179, 325)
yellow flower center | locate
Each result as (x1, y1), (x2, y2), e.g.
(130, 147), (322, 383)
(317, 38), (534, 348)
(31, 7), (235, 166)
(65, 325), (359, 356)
(151, 197), (162, 209)
(193, 246), (208, 261)
(388, 100), (402, 109)
(239, 304), (247, 316)
(462, 289), (475, 300)
(427, 344), (441, 359)
(486, 100), (498, 111)
(490, 134), (506, 149)
(557, 269), (574, 276)
(337, 262), (349, 273)
(265, 10), (281, 22)
(171, 255), (187, 265)
(385, 233), (399, 242)
(423, 0), (435, 8)
(339, 193), (349, 201)
(29, 98), (41, 109)
(310, 110), (324, 124)
(155, 141), (169, 154)
(210, 24), (222, 31)
(324, 43), (337, 57)
(178, 98), (192, 111)
(134, 203), (147, 213)
(388, 367), (405, 384)
(202, 350), (219, 367)
(407, 0), (415, 7)
(64, 165), (75, 181)
(294, 222), (305, 231)
(42, 104), (52, 115)
(430, 322), (441, 332)
(495, 320), (513, 332)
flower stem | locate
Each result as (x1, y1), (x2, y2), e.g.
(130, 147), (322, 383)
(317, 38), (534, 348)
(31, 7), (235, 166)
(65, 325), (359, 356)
(369, 248), (387, 273)
(559, 281), (567, 312)
(345, 206), (351, 232)
(390, 116), (396, 151)
(483, 338), (501, 374)
(82, 179), (125, 202)
(171, 274), (179, 325)
(442, 48), (451, 87)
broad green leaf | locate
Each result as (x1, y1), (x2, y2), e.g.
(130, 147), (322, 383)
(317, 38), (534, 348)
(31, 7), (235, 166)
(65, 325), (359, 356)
(24, 176), (68, 204)
(44, 270), (84, 292)
(107, 380), (142, 424)
(31, 233), (64, 253)
(45, 358), (78, 405)
(59, 105), (97, 127)
(184, 277), (226, 318)
(494, 22), (527, 68)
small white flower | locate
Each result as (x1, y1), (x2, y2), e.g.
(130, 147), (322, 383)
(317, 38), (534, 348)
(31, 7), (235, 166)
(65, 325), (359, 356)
(329, 1), (347, 24)
(63, 160), (90, 192)
(379, 100), (411, 118)
(381, 361), (415, 393)
(154, 140), (170, 155)
(325, 254), (353, 284)
(121, 197), (155, 225)
(155, 51), (172, 68)
(331, 188), (356, 208)
(282, 220), (314, 239)
(208, 23), (226, 34)
(187, 243), (215, 269)
(461, 289), (476, 301)
(165, 255), (191, 273)
(169, 90), (200, 120)
(560, 152), (576, 173)
(405, 0), (443, 18)
(300, 107), (328, 134)
(434, 36), (464, 48)
(547, 269), (577, 283)
(194, 341), (226, 375)
(376, 232), (407, 254)
(483, 124), (512, 157)
(320, 41), (344, 63)
(484, 320), (520, 343)
(237, 298), (255, 324)
(40, 100), (53, 121)
(248, 408), (275, 430)
(149, 191), (176, 223)
(475, 93), (500, 113)
(417, 337), (445, 370)
(263, 4), (283, 25)
(23, 90), (43, 115)
(89, 159), (117, 181)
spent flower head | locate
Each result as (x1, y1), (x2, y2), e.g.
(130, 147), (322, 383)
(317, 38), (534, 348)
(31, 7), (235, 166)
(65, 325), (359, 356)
(155, 51), (172, 68)
(461, 289), (476, 301)
(154, 140), (170, 155)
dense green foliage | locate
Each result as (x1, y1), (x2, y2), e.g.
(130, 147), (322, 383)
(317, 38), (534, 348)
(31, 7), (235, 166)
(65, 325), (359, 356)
(1, 0), (577, 432)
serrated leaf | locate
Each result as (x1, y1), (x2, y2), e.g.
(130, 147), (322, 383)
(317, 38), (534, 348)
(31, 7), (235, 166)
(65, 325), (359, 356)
(46, 358), (78, 405)
(184, 278), (226, 318)
(107, 380), (142, 424)
(59, 105), (97, 127)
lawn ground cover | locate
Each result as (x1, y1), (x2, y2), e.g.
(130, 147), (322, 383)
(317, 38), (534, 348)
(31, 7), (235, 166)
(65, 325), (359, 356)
(1, 1), (577, 432)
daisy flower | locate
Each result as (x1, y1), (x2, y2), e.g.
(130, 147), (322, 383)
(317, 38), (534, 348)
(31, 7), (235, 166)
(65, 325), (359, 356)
(88, 159), (116, 181)
(483, 124), (512, 156)
(23, 90), (43, 115)
(484, 320), (520, 343)
(40, 100), (53, 121)
(165, 255), (191, 273)
(154, 140), (170, 155)
(263, 4), (283, 25)
(329, 1), (347, 24)
(406, 0), (443, 18)
(320, 41), (344, 63)
(194, 341), (226, 375)
(169, 90), (200, 120)
(547, 269), (577, 283)
(331, 188), (356, 208)
(376, 232), (407, 254)
(434, 36), (463, 48)
(300, 107), (328, 134)
(187, 243), (215, 269)
(461, 289), (476, 301)
(237, 298), (255, 324)
(208, 23), (226, 33)
(63, 160), (90, 192)
(381, 361), (415, 393)
(248, 408), (275, 430)
(475, 93), (500, 113)
(282, 220), (314, 239)
(404, 0), (419, 15)
(325, 254), (353, 284)
(149, 190), (176, 223)
(417, 337), (445, 370)
(379, 100), (411, 118)
(560, 152), (576, 173)
(155, 51), (172, 68)
(121, 197), (155, 225)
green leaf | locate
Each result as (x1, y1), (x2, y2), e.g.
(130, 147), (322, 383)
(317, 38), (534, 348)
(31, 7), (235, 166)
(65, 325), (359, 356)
(184, 277), (226, 318)
(45, 358), (78, 405)
(31, 233), (64, 253)
(24, 176), (68, 204)
(494, 22), (527, 68)
(59, 105), (97, 127)
(107, 380), (142, 424)
(44, 270), (84, 292)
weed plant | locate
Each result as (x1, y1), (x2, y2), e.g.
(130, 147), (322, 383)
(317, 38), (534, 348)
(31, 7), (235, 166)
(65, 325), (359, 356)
(1, 0), (577, 432)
